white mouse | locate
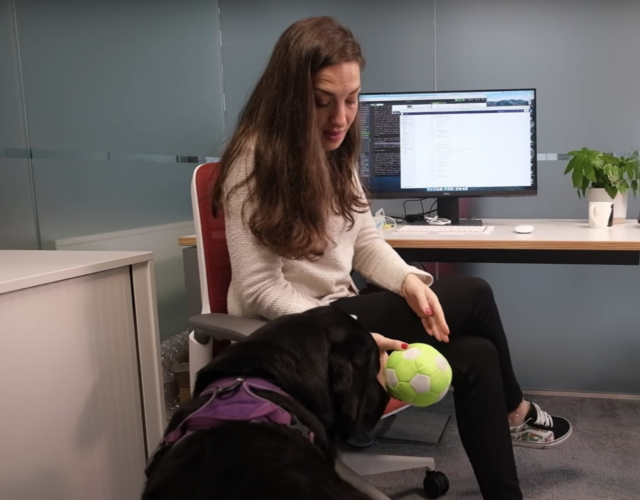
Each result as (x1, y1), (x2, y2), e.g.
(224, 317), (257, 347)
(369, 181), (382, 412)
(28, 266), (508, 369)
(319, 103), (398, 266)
(515, 224), (535, 234)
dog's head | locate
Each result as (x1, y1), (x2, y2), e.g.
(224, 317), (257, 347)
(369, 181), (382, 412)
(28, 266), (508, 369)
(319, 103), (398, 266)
(320, 309), (391, 438)
(193, 306), (390, 439)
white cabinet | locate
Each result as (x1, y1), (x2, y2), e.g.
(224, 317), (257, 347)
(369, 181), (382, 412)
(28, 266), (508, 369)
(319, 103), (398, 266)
(0, 250), (165, 500)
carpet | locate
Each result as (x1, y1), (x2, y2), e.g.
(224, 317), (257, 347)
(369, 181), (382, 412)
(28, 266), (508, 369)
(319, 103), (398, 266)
(356, 394), (640, 499)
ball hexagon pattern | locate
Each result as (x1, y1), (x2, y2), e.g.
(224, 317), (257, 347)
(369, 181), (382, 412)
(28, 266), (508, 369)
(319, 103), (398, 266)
(386, 344), (452, 407)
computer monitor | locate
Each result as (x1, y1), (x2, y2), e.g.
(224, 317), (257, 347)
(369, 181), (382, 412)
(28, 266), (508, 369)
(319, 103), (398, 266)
(358, 88), (537, 224)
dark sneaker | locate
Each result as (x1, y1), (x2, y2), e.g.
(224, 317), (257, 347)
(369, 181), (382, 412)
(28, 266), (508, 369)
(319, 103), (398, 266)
(510, 401), (572, 449)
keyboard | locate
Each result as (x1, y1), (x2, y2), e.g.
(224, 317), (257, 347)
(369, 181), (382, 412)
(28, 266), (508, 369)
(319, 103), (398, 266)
(395, 225), (489, 234)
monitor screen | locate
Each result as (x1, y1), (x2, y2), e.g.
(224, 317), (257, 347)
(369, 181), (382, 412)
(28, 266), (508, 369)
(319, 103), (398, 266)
(358, 88), (537, 199)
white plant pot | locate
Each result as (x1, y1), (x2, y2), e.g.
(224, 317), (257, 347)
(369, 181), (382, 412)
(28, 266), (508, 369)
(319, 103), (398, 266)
(587, 188), (628, 224)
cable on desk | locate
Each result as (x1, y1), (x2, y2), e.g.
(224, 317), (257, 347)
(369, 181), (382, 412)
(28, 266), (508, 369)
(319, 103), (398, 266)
(400, 199), (438, 223)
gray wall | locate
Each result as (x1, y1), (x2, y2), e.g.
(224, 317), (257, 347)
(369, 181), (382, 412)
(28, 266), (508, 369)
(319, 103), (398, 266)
(0, 0), (39, 249)
(13, 0), (225, 242)
(217, 0), (640, 394)
(218, 0), (435, 132)
(0, 0), (225, 339)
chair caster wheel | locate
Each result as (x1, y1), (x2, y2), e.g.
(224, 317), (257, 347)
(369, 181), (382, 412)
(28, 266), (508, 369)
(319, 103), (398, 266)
(423, 470), (449, 498)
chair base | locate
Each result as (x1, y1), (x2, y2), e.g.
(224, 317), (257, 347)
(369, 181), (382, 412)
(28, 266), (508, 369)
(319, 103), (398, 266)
(336, 458), (393, 500)
(346, 413), (452, 449)
(337, 453), (437, 500)
(339, 452), (435, 476)
(374, 414), (451, 447)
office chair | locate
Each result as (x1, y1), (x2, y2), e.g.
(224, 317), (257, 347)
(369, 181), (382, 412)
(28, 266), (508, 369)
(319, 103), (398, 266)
(186, 162), (449, 499)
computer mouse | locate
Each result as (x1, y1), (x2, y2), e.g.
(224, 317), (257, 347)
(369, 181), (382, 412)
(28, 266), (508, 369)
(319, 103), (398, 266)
(515, 224), (535, 234)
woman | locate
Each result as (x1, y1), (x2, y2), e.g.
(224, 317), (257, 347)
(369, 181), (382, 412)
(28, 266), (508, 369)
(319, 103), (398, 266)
(211, 16), (571, 500)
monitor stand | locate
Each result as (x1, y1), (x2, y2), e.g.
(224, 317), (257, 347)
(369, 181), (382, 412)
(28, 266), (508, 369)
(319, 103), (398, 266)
(437, 197), (484, 226)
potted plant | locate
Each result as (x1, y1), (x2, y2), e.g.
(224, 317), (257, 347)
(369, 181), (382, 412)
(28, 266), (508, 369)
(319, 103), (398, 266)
(563, 148), (639, 223)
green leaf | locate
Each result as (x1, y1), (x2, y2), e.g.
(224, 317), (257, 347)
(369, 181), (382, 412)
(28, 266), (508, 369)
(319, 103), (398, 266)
(580, 177), (590, 197)
(603, 164), (619, 184)
(592, 155), (605, 169)
(604, 185), (618, 199)
(564, 160), (575, 175)
(583, 161), (597, 183)
(571, 160), (584, 188)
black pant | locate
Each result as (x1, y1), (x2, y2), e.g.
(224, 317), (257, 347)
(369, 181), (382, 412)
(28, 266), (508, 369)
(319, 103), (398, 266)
(332, 276), (523, 500)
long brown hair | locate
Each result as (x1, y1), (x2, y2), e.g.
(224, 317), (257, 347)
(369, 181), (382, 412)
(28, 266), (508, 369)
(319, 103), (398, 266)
(211, 16), (369, 260)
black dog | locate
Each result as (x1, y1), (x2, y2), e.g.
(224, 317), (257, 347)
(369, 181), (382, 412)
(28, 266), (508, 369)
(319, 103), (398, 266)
(142, 306), (390, 500)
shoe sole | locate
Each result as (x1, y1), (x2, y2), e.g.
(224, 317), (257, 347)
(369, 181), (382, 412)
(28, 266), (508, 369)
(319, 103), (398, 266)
(512, 424), (573, 450)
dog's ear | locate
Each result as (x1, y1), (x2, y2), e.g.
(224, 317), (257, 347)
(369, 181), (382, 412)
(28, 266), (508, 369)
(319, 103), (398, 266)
(325, 318), (389, 438)
(327, 340), (366, 437)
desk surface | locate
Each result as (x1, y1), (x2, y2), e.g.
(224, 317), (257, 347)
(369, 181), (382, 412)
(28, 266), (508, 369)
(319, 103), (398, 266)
(178, 219), (640, 251)
(0, 250), (153, 294)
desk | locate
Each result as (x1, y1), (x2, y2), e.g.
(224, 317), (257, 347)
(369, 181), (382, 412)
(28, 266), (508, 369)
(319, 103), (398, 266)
(385, 218), (640, 266)
(178, 218), (640, 316)
(0, 250), (165, 499)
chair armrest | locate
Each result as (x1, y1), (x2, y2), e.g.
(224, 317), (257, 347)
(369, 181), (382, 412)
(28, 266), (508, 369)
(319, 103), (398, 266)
(189, 313), (266, 342)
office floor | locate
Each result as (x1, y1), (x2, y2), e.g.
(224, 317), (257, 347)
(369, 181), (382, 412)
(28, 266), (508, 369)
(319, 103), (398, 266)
(360, 394), (640, 499)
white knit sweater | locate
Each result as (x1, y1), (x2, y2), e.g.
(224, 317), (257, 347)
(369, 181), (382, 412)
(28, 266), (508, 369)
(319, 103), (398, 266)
(224, 147), (433, 320)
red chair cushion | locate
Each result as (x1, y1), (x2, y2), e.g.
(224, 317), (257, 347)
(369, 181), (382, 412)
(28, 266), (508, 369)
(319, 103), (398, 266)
(194, 163), (232, 357)
(383, 398), (410, 417)
(195, 163), (231, 315)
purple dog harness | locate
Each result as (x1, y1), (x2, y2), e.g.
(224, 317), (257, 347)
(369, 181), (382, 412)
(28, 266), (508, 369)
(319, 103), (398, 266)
(148, 377), (315, 468)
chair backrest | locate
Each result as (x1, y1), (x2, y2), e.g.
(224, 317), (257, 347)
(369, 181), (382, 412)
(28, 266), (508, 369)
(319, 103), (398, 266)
(191, 162), (231, 316)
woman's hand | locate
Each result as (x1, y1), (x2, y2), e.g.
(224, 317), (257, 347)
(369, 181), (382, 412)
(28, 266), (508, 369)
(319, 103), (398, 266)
(401, 274), (450, 342)
(371, 333), (407, 389)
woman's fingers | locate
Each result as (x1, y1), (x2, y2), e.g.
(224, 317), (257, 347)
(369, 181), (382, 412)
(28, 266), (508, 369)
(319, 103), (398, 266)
(414, 292), (431, 317)
(422, 317), (440, 340)
(402, 275), (450, 342)
(425, 290), (450, 337)
(422, 316), (448, 343)
(433, 303), (450, 336)
(380, 351), (390, 366)
(371, 332), (408, 352)
(402, 274), (432, 316)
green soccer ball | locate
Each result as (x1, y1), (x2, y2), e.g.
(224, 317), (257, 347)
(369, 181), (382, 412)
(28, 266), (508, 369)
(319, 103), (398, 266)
(386, 343), (452, 407)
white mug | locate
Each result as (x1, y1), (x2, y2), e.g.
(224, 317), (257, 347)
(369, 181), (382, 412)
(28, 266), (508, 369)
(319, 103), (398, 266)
(588, 202), (613, 228)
